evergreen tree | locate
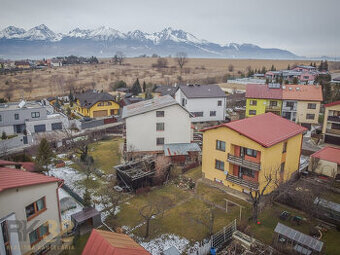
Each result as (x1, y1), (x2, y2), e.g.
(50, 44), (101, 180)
(318, 60), (324, 71)
(287, 64), (290, 70)
(143, 81), (146, 92)
(1, 131), (7, 140)
(261, 66), (267, 74)
(131, 78), (142, 96)
(36, 138), (54, 171)
(292, 77), (299, 84)
(83, 187), (92, 207)
(270, 65), (275, 71)
(324, 60), (328, 71)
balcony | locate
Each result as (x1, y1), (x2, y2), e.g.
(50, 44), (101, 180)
(328, 116), (340, 123)
(226, 174), (259, 190)
(282, 105), (297, 112)
(227, 154), (261, 171)
(326, 128), (340, 136)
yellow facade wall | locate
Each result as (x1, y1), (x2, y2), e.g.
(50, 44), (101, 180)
(75, 100), (120, 118)
(296, 101), (321, 125)
(322, 104), (340, 134)
(202, 126), (302, 194)
(246, 98), (282, 117)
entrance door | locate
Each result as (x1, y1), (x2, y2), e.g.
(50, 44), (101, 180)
(110, 109), (115, 115)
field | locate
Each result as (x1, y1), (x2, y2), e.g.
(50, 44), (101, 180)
(0, 58), (324, 101)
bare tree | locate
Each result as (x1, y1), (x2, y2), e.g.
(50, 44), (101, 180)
(154, 156), (171, 184)
(185, 204), (215, 237)
(152, 58), (168, 69)
(228, 64), (234, 73)
(114, 51), (125, 65)
(96, 183), (122, 220)
(175, 52), (188, 73)
(4, 90), (13, 102)
(139, 202), (163, 239)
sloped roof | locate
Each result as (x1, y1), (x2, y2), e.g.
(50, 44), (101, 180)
(324, 100), (340, 107)
(163, 143), (201, 156)
(311, 146), (340, 164)
(201, 113), (306, 148)
(71, 207), (100, 223)
(0, 167), (61, 192)
(179, 84), (226, 98)
(0, 160), (36, 172)
(274, 223), (323, 252)
(82, 229), (150, 255)
(122, 95), (189, 118)
(245, 84), (282, 99)
(154, 85), (177, 96)
(75, 91), (116, 108)
(282, 85), (323, 101)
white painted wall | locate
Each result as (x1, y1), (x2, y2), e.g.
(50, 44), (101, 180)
(125, 104), (191, 152)
(175, 89), (226, 122)
(25, 113), (69, 134)
(0, 182), (61, 254)
(0, 213), (21, 255)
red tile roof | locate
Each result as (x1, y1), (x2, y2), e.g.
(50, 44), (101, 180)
(0, 159), (20, 166)
(82, 229), (150, 255)
(324, 100), (340, 107)
(282, 85), (323, 101)
(311, 147), (340, 165)
(201, 113), (307, 148)
(246, 84), (282, 99)
(0, 167), (61, 192)
(0, 160), (36, 172)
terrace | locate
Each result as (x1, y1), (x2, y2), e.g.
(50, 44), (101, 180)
(227, 154), (261, 171)
(226, 174), (259, 190)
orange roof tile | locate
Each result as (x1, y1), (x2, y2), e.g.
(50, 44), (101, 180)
(282, 85), (323, 101)
(82, 229), (150, 255)
(324, 100), (340, 107)
(0, 167), (61, 192)
(311, 147), (340, 165)
(201, 113), (306, 148)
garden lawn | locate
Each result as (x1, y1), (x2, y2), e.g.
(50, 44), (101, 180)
(88, 137), (123, 173)
(249, 203), (340, 255)
(183, 166), (202, 181)
(61, 233), (90, 255)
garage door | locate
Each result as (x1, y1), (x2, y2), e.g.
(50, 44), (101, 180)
(93, 110), (108, 118)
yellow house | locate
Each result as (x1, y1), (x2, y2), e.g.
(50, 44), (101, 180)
(245, 84), (282, 117)
(322, 100), (340, 145)
(75, 91), (120, 118)
(201, 113), (306, 194)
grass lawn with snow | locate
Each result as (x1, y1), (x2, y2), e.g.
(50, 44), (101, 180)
(88, 137), (123, 173)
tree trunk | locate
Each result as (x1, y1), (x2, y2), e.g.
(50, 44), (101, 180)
(252, 200), (259, 222)
(145, 219), (150, 239)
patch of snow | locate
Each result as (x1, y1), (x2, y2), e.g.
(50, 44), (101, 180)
(58, 188), (83, 225)
(114, 206), (120, 215)
(140, 234), (189, 255)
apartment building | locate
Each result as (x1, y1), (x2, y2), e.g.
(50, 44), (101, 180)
(322, 100), (340, 145)
(122, 95), (192, 153)
(175, 84), (226, 122)
(0, 100), (69, 135)
(201, 113), (306, 194)
(0, 168), (62, 255)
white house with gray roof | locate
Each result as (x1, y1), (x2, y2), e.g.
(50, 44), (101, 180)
(175, 84), (226, 122)
(122, 95), (192, 152)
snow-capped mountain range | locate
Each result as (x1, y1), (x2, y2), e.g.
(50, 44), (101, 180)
(0, 24), (299, 59)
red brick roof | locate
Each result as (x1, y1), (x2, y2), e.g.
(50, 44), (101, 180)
(0, 160), (36, 172)
(0, 168), (61, 192)
(311, 147), (340, 165)
(246, 84), (282, 99)
(324, 100), (340, 107)
(282, 85), (323, 101)
(201, 113), (307, 148)
(82, 229), (150, 255)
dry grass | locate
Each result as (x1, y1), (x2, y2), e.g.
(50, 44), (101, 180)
(0, 58), (324, 101)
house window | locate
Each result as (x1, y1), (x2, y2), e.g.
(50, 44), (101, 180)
(51, 122), (62, 130)
(156, 122), (164, 131)
(25, 197), (46, 221)
(29, 222), (49, 247)
(249, 110), (256, 115)
(215, 160), (224, 171)
(107, 102), (112, 105)
(14, 113), (19, 120)
(286, 101), (294, 108)
(245, 148), (257, 158)
(210, 111), (216, 116)
(98, 102), (104, 106)
(156, 137), (164, 145)
(181, 98), (186, 106)
(216, 140), (226, 151)
(307, 103), (316, 109)
(31, 112), (40, 118)
(306, 114), (315, 120)
(156, 111), (164, 117)
(250, 100), (257, 106)
(34, 124), (46, 133)
(282, 142), (287, 153)
(217, 100), (222, 106)
(270, 101), (278, 107)
(1, 221), (11, 255)
(240, 167), (254, 178)
(0, 115), (2, 121)
(192, 112), (204, 117)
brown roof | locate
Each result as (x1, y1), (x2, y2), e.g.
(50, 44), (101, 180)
(75, 91), (117, 109)
(282, 85), (323, 101)
(311, 147), (340, 165)
(71, 207), (100, 223)
(179, 84), (226, 98)
(246, 84), (282, 99)
(82, 229), (150, 255)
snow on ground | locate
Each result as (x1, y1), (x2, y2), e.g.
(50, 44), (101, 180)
(58, 188), (83, 226)
(140, 234), (190, 255)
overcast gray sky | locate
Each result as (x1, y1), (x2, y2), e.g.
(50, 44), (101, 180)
(1, 0), (339, 57)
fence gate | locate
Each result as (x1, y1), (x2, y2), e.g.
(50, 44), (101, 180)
(212, 219), (236, 249)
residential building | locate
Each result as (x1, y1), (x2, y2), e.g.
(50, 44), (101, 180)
(122, 95), (192, 153)
(175, 84), (226, 122)
(75, 90), (120, 118)
(322, 100), (340, 145)
(14, 61), (31, 69)
(201, 113), (306, 194)
(153, 85), (177, 97)
(0, 159), (35, 172)
(82, 229), (150, 255)
(246, 84), (322, 129)
(308, 147), (340, 179)
(0, 100), (69, 135)
(0, 168), (63, 254)
(292, 65), (317, 72)
(245, 83), (282, 117)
